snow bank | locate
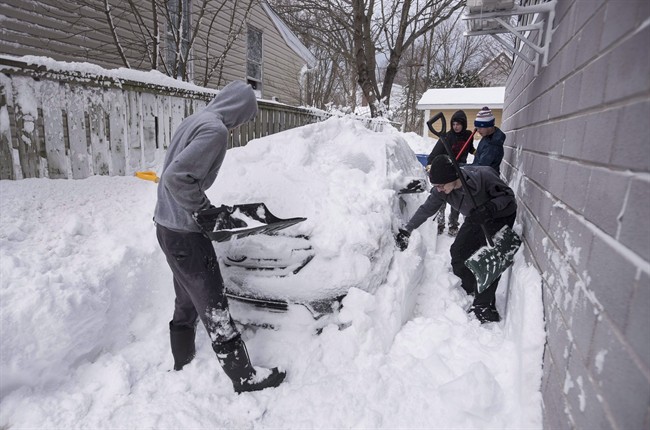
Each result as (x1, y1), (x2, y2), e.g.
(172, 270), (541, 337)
(0, 118), (545, 429)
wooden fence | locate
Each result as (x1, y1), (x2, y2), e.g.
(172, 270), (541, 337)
(0, 57), (396, 180)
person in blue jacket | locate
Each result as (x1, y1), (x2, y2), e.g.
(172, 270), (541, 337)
(154, 80), (285, 393)
(472, 106), (506, 173)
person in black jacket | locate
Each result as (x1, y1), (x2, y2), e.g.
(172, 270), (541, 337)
(425, 110), (475, 236)
(395, 155), (517, 323)
(154, 81), (285, 392)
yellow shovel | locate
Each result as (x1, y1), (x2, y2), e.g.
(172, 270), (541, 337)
(135, 171), (159, 183)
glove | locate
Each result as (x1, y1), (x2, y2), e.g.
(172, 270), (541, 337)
(394, 228), (411, 251)
(192, 204), (219, 233)
(467, 201), (496, 224)
(400, 179), (425, 194)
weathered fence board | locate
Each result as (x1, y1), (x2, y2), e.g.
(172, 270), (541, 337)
(67, 86), (91, 179)
(107, 89), (126, 176)
(169, 96), (184, 144)
(141, 92), (156, 167)
(230, 127), (240, 149)
(41, 80), (68, 178)
(13, 76), (41, 179)
(0, 58), (399, 180)
(0, 74), (16, 180)
(158, 94), (171, 150)
(88, 88), (110, 175)
(126, 91), (141, 175)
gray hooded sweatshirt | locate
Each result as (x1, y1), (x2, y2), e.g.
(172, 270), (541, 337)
(154, 81), (258, 232)
(404, 165), (516, 233)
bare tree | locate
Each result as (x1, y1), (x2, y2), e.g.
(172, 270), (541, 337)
(394, 43), (428, 133)
(353, 0), (464, 117)
(270, 0), (359, 110)
(427, 18), (487, 87)
(52, 0), (254, 85)
(272, 0), (464, 118)
(199, 0), (255, 86)
(103, 0), (132, 68)
(392, 15), (490, 132)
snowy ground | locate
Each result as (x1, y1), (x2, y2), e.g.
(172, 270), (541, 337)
(0, 120), (545, 429)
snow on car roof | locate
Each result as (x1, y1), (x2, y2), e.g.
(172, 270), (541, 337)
(211, 116), (428, 302)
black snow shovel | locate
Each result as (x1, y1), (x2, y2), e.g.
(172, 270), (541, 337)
(426, 112), (521, 294)
(200, 203), (306, 243)
(133, 172), (307, 243)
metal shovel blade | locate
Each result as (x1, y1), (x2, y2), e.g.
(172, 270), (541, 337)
(205, 203), (306, 242)
(207, 217), (306, 242)
(465, 225), (522, 294)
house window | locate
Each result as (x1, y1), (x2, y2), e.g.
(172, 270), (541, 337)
(247, 26), (263, 96)
(166, 0), (193, 80)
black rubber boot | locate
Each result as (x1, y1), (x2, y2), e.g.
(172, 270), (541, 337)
(169, 321), (196, 371)
(468, 303), (501, 323)
(213, 335), (286, 393)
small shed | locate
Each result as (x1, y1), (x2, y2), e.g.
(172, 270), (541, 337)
(416, 87), (505, 139)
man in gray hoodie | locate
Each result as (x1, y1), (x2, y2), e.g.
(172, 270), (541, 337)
(154, 81), (285, 393)
(394, 155), (517, 323)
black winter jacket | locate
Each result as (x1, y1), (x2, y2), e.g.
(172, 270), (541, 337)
(472, 127), (506, 173)
(426, 110), (475, 165)
(404, 165), (516, 232)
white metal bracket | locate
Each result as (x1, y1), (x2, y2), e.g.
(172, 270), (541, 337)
(463, 0), (557, 75)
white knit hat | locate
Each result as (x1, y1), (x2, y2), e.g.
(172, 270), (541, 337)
(474, 106), (495, 128)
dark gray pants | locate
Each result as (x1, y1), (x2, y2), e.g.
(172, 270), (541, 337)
(450, 213), (516, 307)
(437, 202), (460, 229)
(156, 224), (239, 345)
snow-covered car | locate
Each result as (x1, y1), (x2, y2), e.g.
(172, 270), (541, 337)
(209, 117), (430, 326)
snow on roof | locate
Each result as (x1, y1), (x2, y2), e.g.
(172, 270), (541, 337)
(261, 2), (317, 67)
(416, 87), (505, 110)
(0, 54), (220, 95)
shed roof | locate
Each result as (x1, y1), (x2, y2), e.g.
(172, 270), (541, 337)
(416, 87), (505, 110)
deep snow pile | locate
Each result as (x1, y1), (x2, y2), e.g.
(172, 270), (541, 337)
(211, 118), (428, 306)
(0, 118), (545, 429)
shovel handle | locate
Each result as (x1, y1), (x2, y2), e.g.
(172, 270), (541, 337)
(426, 112), (445, 138)
(428, 113), (494, 247)
(430, 116), (477, 161)
(456, 129), (477, 161)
